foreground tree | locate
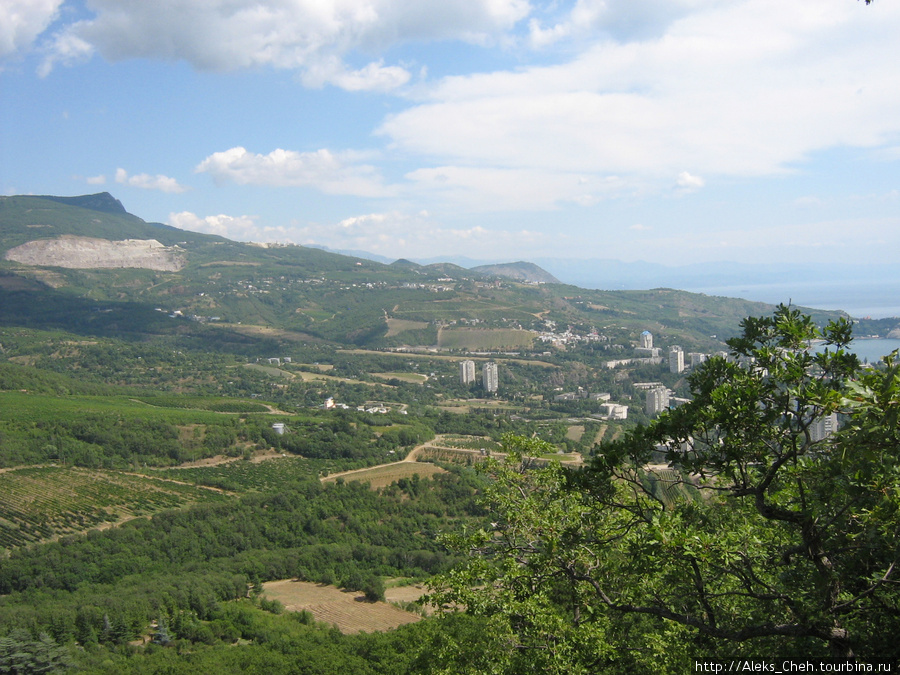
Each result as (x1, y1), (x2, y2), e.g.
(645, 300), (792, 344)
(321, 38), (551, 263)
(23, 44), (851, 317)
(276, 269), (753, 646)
(430, 306), (900, 669)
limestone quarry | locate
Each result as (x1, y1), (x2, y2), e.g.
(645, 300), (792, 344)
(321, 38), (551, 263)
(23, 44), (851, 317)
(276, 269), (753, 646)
(4, 235), (185, 272)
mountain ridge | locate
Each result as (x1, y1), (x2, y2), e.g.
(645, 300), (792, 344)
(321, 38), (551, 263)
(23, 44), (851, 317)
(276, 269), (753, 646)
(1, 193), (871, 350)
(469, 261), (560, 284)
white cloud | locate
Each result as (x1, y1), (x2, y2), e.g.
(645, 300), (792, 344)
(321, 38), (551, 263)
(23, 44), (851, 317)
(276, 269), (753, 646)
(530, 0), (728, 49)
(195, 147), (394, 197)
(379, 0), (900, 208)
(300, 57), (411, 91)
(405, 165), (626, 210)
(172, 208), (548, 257)
(37, 29), (93, 77)
(116, 168), (189, 194)
(675, 171), (704, 192)
(169, 211), (291, 242)
(293, 210), (548, 258)
(630, 223), (652, 231)
(39, 0), (531, 88)
(86, 174), (106, 185)
(0, 0), (62, 58)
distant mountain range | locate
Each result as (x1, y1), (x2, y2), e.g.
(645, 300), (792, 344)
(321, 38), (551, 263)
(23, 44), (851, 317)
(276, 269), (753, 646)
(314, 246), (897, 295)
(312, 247), (900, 318)
(468, 262), (560, 285)
(2, 193), (896, 352)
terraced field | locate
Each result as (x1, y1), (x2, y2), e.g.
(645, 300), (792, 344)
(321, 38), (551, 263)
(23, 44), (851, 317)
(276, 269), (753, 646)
(0, 466), (228, 549)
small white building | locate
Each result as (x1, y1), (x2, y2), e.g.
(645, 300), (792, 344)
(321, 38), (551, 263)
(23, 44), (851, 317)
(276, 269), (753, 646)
(599, 403), (629, 420)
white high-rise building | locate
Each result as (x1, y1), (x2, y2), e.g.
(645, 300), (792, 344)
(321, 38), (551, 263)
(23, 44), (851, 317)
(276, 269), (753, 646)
(646, 387), (670, 417)
(460, 360), (476, 385)
(669, 346), (685, 374)
(640, 330), (653, 349)
(482, 362), (498, 393)
(810, 412), (839, 442)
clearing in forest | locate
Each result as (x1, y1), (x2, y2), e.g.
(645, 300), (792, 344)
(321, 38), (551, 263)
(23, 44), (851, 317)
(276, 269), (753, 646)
(261, 580), (422, 634)
(566, 425), (585, 441)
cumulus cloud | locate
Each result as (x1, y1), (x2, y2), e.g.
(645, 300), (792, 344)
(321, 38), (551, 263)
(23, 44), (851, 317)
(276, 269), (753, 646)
(675, 171), (704, 192)
(116, 168), (189, 193)
(86, 174), (106, 185)
(172, 207), (548, 257)
(0, 0), (62, 58)
(38, 0), (530, 88)
(37, 29), (93, 77)
(169, 211), (291, 242)
(379, 0), (900, 208)
(529, 0), (722, 48)
(195, 147), (394, 197)
(293, 210), (548, 258)
(405, 165), (626, 211)
(300, 57), (411, 91)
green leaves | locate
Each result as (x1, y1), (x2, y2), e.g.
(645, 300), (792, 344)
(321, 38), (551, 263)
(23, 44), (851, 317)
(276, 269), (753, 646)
(438, 307), (900, 667)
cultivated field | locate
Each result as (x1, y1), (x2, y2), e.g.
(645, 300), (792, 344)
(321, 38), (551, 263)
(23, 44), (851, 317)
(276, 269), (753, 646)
(261, 580), (423, 633)
(385, 318), (430, 337)
(383, 582), (429, 605)
(321, 461), (447, 489)
(155, 453), (401, 493)
(436, 327), (535, 350)
(243, 362), (381, 387)
(370, 372), (428, 384)
(0, 466), (228, 549)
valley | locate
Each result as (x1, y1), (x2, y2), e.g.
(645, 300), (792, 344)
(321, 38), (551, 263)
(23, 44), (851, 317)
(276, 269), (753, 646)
(1, 194), (898, 672)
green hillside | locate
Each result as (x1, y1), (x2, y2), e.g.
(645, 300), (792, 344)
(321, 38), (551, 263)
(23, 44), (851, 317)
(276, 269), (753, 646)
(1, 192), (836, 354)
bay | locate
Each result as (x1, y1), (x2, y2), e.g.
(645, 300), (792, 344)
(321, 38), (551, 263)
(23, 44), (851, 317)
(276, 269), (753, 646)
(814, 338), (900, 363)
(686, 280), (900, 319)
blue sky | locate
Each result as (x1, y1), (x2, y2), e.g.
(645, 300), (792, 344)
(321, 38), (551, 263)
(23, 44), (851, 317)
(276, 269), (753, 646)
(2, 0), (899, 266)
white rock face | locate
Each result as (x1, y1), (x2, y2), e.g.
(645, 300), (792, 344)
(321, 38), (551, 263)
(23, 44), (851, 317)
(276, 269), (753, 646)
(4, 236), (185, 271)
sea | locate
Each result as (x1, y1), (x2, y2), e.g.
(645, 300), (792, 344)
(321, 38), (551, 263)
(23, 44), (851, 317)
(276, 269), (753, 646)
(687, 279), (900, 361)
(814, 338), (900, 364)
(687, 279), (900, 320)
